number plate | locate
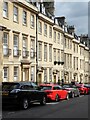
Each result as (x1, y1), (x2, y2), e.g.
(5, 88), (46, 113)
(2, 92), (8, 96)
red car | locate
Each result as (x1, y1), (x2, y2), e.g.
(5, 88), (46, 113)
(39, 84), (69, 102)
(75, 84), (88, 94)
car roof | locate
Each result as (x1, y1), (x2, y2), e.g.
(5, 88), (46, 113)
(40, 83), (59, 87)
(2, 82), (36, 86)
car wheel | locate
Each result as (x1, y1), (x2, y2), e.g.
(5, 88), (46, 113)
(72, 92), (75, 98)
(77, 92), (80, 97)
(40, 96), (46, 105)
(22, 98), (29, 110)
(55, 94), (59, 102)
(66, 94), (69, 100)
(84, 90), (87, 95)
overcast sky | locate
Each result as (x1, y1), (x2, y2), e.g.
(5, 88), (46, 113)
(55, 1), (89, 36)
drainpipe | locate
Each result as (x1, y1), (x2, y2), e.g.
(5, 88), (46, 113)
(36, 14), (38, 85)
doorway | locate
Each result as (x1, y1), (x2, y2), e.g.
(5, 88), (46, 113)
(38, 74), (42, 84)
(23, 68), (29, 81)
(54, 75), (56, 84)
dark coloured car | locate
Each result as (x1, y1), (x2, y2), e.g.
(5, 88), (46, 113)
(2, 82), (47, 109)
(62, 84), (80, 98)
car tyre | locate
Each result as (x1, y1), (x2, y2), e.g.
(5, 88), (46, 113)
(55, 94), (59, 102)
(22, 98), (29, 110)
(66, 94), (69, 100)
(40, 96), (46, 105)
(77, 92), (80, 97)
(72, 92), (75, 98)
(84, 90), (87, 95)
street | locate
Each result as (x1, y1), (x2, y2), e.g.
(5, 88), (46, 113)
(2, 95), (88, 119)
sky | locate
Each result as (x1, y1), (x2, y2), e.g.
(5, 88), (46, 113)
(55, 1), (89, 36)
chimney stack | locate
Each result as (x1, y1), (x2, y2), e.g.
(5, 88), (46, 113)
(67, 25), (75, 35)
(54, 16), (65, 28)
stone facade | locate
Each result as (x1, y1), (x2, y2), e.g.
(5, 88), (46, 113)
(0, 0), (90, 84)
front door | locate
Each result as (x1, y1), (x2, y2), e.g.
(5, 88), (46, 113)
(23, 68), (29, 81)
(54, 75), (56, 84)
(38, 74), (42, 84)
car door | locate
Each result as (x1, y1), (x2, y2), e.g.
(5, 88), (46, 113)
(30, 84), (42, 101)
(57, 86), (67, 99)
(53, 86), (65, 99)
(20, 85), (35, 102)
(72, 85), (79, 96)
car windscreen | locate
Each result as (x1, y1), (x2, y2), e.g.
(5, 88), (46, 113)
(40, 86), (52, 90)
(63, 85), (70, 88)
(2, 83), (20, 91)
(76, 86), (81, 88)
(84, 84), (90, 87)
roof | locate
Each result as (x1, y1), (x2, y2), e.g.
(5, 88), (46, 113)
(40, 83), (58, 87)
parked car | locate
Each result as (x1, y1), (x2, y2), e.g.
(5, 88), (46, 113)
(39, 83), (69, 102)
(84, 84), (90, 94)
(2, 82), (47, 109)
(62, 84), (80, 98)
(75, 83), (89, 95)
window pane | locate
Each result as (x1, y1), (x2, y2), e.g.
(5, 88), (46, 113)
(31, 67), (35, 82)
(23, 11), (27, 25)
(44, 69), (47, 82)
(14, 67), (18, 81)
(3, 32), (8, 44)
(13, 6), (18, 22)
(3, 67), (8, 82)
(3, 2), (8, 18)
(44, 44), (47, 61)
(44, 24), (47, 35)
(14, 35), (18, 47)
(31, 15), (34, 27)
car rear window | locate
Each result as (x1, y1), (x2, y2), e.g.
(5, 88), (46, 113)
(63, 85), (70, 88)
(2, 83), (20, 91)
(40, 86), (52, 90)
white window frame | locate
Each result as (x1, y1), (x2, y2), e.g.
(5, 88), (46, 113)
(58, 50), (60, 61)
(31, 66), (35, 82)
(49, 68), (52, 82)
(49, 45), (52, 62)
(3, 32), (9, 56)
(30, 39), (35, 58)
(61, 50), (63, 62)
(73, 57), (75, 70)
(44, 23), (47, 36)
(23, 36), (27, 57)
(3, 67), (8, 82)
(23, 10), (27, 25)
(38, 42), (42, 60)
(44, 69), (47, 83)
(13, 6), (18, 22)
(44, 44), (47, 61)
(14, 67), (18, 81)
(3, 2), (8, 18)
(49, 26), (52, 38)
(38, 21), (42, 34)
(58, 33), (60, 44)
(13, 34), (18, 56)
(30, 14), (34, 28)
(54, 49), (56, 61)
(54, 31), (56, 43)
(61, 33), (64, 44)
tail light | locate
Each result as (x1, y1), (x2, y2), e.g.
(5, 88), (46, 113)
(80, 88), (83, 90)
